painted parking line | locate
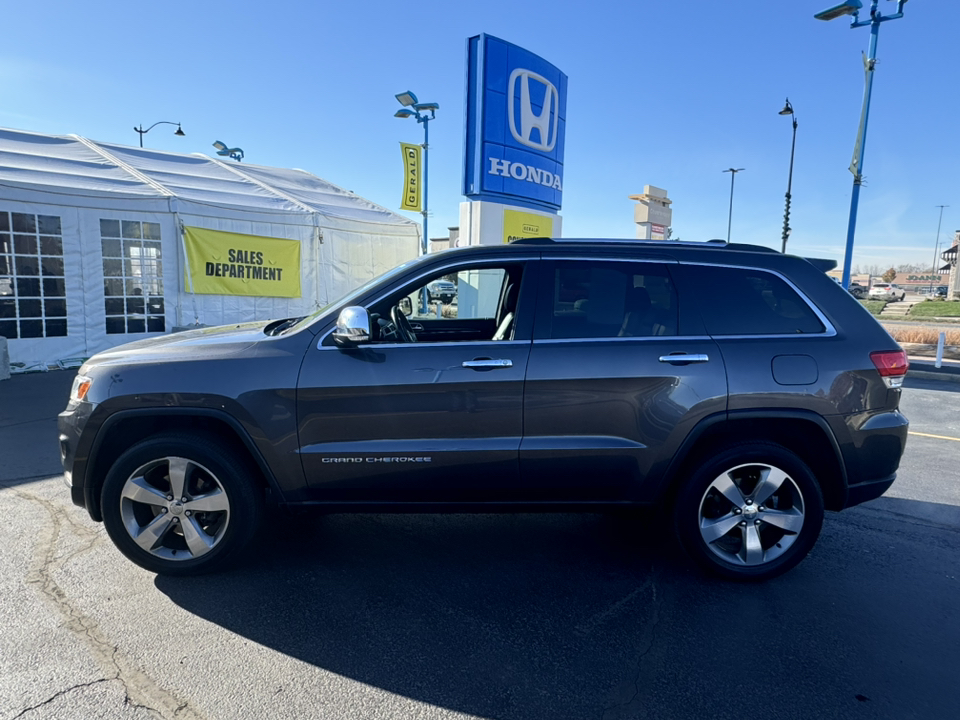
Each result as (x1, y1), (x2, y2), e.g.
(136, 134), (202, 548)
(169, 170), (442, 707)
(909, 431), (960, 443)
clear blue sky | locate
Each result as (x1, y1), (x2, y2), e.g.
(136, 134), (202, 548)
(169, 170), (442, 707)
(2, 0), (957, 271)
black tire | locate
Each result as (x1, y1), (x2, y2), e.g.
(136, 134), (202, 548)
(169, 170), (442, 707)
(674, 442), (824, 581)
(101, 433), (264, 576)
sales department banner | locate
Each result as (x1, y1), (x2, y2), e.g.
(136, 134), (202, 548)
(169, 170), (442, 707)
(400, 142), (421, 211)
(183, 226), (301, 298)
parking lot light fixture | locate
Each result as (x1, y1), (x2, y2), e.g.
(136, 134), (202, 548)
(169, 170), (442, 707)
(779, 99), (798, 254)
(816, 0), (908, 289)
(133, 121), (185, 148)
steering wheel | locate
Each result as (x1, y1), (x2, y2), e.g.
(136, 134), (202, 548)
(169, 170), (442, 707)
(390, 305), (417, 343)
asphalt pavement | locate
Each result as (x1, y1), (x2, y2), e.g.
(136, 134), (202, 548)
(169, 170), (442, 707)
(0, 369), (958, 720)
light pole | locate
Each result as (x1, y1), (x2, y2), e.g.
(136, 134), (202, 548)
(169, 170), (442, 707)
(394, 91), (439, 258)
(931, 205), (949, 294)
(723, 168), (745, 243)
(133, 121), (184, 148)
(815, 0), (908, 288)
(779, 99), (798, 253)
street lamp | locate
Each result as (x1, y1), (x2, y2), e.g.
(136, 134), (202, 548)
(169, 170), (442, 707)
(931, 205), (949, 294)
(779, 99), (798, 254)
(816, 0), (908, 288)
(723, 168), (745, 243)
(133, 121), (185, 148)
(393, 90), (439, 258)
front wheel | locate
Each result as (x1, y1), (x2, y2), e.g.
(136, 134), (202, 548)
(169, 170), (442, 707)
(674, 442), (824, 580)
(101, 434), (264, 575)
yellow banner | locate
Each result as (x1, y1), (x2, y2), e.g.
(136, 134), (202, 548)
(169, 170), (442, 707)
(183, 227), (301, 298)
(503, 209), (553, 244)
(400, 142), (421, 211)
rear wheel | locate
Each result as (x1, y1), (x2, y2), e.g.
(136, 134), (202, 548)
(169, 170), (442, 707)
(674, 442), (824, 580)
(101, 434), (263, 575)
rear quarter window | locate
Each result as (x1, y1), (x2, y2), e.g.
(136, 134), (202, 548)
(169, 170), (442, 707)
(685, 264), (825, 335)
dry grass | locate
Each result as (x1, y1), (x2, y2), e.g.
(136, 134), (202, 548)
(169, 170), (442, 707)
(887, 326), (960, 345)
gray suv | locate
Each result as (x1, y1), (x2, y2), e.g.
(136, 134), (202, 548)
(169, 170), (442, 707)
(59, 239), (910, 580)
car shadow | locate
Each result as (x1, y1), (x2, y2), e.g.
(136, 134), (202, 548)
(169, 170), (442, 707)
(154, 497), (960, 719)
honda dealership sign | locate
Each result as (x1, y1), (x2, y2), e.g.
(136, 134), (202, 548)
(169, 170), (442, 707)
(463, 34), (568, 212)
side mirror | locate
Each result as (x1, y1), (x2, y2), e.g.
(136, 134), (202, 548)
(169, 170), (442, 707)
(332, 306), (371, 348)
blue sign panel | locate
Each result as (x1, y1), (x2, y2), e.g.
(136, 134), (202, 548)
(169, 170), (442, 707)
(463, 34), (567, 212)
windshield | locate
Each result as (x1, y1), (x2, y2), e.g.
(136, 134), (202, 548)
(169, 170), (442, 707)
(282, 256), (423, 334)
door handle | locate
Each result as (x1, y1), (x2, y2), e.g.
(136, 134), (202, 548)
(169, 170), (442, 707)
(410, 323), (424, 331)
(659, 354), (709, 364)
(462, 358), (513, 369)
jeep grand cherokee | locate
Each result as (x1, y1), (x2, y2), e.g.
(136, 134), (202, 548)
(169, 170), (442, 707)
(59, 239), (909, 579)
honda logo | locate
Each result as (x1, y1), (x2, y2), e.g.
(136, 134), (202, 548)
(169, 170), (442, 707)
(508, 69), (559, 153)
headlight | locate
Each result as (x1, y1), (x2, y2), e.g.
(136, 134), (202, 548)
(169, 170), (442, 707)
(70, 375), (93, 403)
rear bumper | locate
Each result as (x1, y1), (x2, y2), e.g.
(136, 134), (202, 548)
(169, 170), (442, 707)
(844, 474), (897, 509)
(830, 409), (909, 510)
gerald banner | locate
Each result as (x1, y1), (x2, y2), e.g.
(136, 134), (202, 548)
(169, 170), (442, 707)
(503, 209), (553, 244)
(183, 227), (301, 298)
(400, 142), (421, 211)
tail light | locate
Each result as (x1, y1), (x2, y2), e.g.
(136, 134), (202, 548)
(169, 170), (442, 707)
(871, 350), (908, 388)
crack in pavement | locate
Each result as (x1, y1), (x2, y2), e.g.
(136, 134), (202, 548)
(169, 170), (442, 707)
(10, 487), (205, 720)
(9, 678), (115, 719)
(600, 572), (663, 720)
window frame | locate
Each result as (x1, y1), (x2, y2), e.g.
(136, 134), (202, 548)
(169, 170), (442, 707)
(318, 256), (540, 349)
(676, 261), (837, 339)
(533, 257), (694, 342)
(0, 210), (68, 340)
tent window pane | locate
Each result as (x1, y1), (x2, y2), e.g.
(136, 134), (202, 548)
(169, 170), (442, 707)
(104, 298), (124, 314)
(44, 298), (66, 317)
(20, 319), (43, 338)
(101, 239), (122, 257)
(44, 278), (66, 296)
(100, 218), (165, 334)
(37, 216), (61, 235)
(18, 299), (42, 318)
(100, 219), (120, 238)
(40, 236), (63, 256)
(17, 278), (40, 297)
(12, 213), (36, 233)
(45, 319), (67, 337)
(15, 257), (39, 276)
(121, 221), (142, 239)
(41, 257), (64, 276)
(14, 234), (37, 255)
(0, 210), (68, 338)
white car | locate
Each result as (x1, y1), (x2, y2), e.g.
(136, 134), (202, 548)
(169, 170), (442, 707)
(868, 283), (906, 302)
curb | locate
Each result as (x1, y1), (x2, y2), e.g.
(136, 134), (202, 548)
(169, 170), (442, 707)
(907, 368), (960, 382)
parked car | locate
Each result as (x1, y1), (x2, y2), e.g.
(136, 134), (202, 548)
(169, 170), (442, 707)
(59, 239), (909, 580)
(868, 283), (906, 301)
(935, 285), (949, 299)
(427, 279), (457, 303)
(848, 282), (867, 299)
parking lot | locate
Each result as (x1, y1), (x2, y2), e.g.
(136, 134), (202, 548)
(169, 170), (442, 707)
(1, 370), (958, 720)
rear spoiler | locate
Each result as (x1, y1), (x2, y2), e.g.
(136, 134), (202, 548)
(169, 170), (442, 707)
(805, 257), (838, 273)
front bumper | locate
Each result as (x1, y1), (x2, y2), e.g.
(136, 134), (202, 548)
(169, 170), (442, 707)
(58, 401), (96, 511)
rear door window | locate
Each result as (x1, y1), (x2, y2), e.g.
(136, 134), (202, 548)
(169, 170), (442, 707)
(684, 264), (825, 335)
(538, 260), (679, 339)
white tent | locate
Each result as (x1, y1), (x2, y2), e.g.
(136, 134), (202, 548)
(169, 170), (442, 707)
(0, 127), (420, 369)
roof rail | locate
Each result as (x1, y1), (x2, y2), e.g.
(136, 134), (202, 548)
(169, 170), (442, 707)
(509, 237), (782, 254)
